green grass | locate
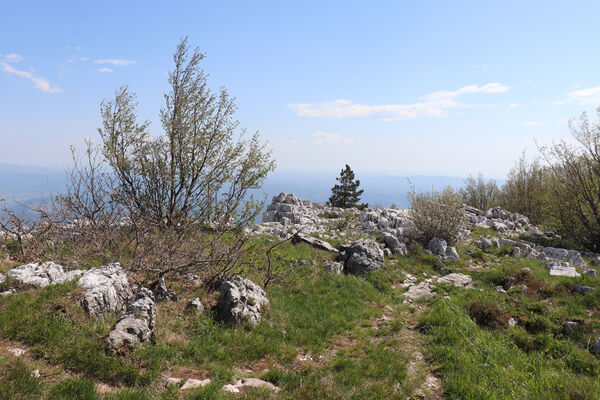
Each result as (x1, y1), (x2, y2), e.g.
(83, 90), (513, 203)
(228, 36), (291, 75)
(3, 228), (600, 399)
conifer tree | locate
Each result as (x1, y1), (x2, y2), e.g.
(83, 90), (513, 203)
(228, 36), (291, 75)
(328, 164), (367, 209)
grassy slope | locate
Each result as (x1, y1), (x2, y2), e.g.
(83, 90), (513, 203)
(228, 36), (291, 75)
(1, 230), (600, 399)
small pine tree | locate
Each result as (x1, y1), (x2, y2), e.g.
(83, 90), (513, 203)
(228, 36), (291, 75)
(328, 164), (367, 209)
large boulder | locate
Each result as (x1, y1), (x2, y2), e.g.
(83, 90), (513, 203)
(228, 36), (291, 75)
(340, 239), (384, 275)
(217, 276), (269, 326)
(78, 263), (131, 317)
(7, 261), (84, 287)
(428, 238), (447, 257)
(107, 288), (155, 350)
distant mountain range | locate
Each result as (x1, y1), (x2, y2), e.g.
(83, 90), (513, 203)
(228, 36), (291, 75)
(0, 163), (501, 212)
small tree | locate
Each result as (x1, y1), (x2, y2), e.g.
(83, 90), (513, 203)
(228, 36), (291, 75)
(459, 173), (500, 210)
(328, 164), (367, 209)
(499, 153), (550, 225)
(539, 109), (600, 251)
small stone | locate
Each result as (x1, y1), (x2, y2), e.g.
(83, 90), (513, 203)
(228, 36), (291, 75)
(575, 285), (595, 294)
(592, 338), (600, 354)
(495, 286), (507, 293)
(186, 298), (204, 312)
(503, 277), (514, 291)
(7, 347), (26, 357)
(563, 321), (580, 336)
(479, 237), (492, 249)
(584, 269), (599, 278)
(165, 377), (183, 387)
(508, 318), (518, 327)
(325, 262), (343, 276)
(31, 369), (40, 378)
(514, 284), (528, 294)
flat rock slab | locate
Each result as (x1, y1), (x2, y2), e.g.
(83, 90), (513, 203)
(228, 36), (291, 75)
(222, 378), (280, 394)
(403, 282), (435, 303)
(546, 262), (581, 278)
(292, 232), (338, 253)
(181, 379), (211, 390)
(437, 273), (473, 288)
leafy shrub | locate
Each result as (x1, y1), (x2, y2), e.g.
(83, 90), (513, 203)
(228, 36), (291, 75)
(407, 186), (465, 245)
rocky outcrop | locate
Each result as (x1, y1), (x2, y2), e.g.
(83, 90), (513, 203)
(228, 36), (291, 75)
(78, 263), (131, 317)
(465, 205), (532, 236)
(339, 239), (384, 275)
(0, 273), (5, 285)
(292, 232), (338, 253)
(217, 276), (269, 326)
(107, 288), (155, 350)
(7, 261), (84, 288)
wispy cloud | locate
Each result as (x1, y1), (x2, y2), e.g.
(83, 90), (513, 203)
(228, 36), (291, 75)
(310, 131), (353, 145)
(421, 83), (510, 101)
(521, 121), (545, 127)
(94, 59), (136, 66)
(2, 54), (23, 63)
(289, 83), (510, 121)
(97, 67), (113, 73)
(0, 62), (62, 93)
(556, 86), (600, 105)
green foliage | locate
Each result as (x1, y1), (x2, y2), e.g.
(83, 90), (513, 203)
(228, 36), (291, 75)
(499, 153), (551, 226)
(0, 359), (43, 400)
(328, 164), (367, 209)
(48, 378), (99, 400)
(459, 173), (501, 210)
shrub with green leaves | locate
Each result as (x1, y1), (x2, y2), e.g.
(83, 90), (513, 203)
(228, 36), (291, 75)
(407, 186), (465, 245)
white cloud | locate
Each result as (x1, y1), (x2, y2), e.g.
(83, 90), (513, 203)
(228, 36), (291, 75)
(521, 121), (545, 127)
(0, 62), (62, 93)
(311, 131), (353, 145)
(80, 57), (89, 61)
(94, 59), (136, 66)
(289, 99), (459, 121)
(473, 64), (488, 70)
(289, 83), (509, 121)
(97, 67), (113, 73)
(421, 83), (510, 101)
(556, 86), (600, 105)
(3, 54), (23, 63)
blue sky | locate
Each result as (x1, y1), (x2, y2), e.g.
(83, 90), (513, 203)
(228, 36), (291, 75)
(2, 1), (600, 178)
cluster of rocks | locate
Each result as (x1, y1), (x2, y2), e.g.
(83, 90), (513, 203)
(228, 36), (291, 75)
(426, 238), (459, 261)
(478, 236), (598, 277)
(465, 205), (534, 236)
(7, 261), (85, 288)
